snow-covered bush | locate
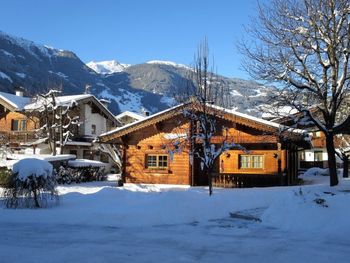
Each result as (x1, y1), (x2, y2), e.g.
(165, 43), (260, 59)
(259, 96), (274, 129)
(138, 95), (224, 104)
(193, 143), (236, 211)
(303, 167), (329, 177)
(55, 166), (106, 184)
(4, 159), (58, 208)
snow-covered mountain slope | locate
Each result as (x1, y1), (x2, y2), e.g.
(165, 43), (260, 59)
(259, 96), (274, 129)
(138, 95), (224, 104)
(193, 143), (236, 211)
(146, 60), (191, 70)
(86, 60), (130, 74)
(0, 31), (274, 116)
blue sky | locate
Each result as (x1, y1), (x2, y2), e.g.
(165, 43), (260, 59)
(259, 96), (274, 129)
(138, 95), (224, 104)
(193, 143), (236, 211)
(1, 0), (261, 79)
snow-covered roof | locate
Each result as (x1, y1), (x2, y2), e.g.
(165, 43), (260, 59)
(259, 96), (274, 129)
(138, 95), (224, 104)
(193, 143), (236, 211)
(116, 111), (146, 122)
(64, 141), (92, 147)
(0, 91), (31, 111)
(24, 93), (119, 125)
(7, 153), (76, 162)
(24, 94), (92, 110)
(100, 102), (306, 140)
(68, 159), (107, 168)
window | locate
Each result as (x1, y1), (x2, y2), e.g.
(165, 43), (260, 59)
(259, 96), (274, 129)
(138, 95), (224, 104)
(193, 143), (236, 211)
(314, 151), (323, 162)
(91, 124), (96, 135)
(11, 119), (27, 131)
(146, 154), (168, 169)
(299, 151), (305, 161)
(240, 155), (264, 169)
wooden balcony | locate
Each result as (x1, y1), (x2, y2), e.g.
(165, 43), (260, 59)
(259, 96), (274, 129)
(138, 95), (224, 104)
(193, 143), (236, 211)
(210, 135), (278, 144)
(0, 131), (37, 145)
(211, 173), (283, 188)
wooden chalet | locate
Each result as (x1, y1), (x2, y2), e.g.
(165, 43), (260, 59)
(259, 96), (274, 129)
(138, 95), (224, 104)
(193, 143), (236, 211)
(0, 89), (38, 145)
(99, 102), (309, 188)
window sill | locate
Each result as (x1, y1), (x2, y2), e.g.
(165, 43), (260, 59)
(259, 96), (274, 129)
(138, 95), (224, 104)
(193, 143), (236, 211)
(145, 168), (171, 174)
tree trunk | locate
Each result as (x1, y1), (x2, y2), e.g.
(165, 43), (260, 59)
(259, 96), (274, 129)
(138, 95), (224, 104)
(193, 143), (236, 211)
(343, 155), (349, 178)
(208, 170), (213, 196)
(205, 166), (213, 196)
(325, 134), (338, 186)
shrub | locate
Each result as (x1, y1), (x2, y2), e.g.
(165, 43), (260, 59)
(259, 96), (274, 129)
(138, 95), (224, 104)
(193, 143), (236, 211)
(0, 167), (12, 187)
(56, 166), (106, 184)
(4, 159), (59, 208)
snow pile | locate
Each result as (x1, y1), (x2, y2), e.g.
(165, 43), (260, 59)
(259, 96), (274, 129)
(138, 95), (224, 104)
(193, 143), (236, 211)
(303, 167), (329, 177)
(261, 182), (350, 236)
(13, 158), (53, 181)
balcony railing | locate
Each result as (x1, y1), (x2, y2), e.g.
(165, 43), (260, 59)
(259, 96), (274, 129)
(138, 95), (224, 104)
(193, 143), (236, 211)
(210, 135), (278, 144)
(0, 131), (37, 145)
(211, 173), (283, 188)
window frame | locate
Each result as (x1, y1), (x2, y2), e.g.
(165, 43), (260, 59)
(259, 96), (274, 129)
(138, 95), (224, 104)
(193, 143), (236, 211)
(239, 154), (264, 169)
(11, 119), (27, 131)
(314, 151), (323, 162)
(146, 154), (169, 169)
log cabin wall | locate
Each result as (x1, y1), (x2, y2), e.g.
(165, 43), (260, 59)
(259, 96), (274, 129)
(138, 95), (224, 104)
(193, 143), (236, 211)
(212, 118), (286, 177)
(0, 110), (39, 144)
(0, 111), (37, 132)
(218, 149), (287, 175)
(124, 115), (191, 185)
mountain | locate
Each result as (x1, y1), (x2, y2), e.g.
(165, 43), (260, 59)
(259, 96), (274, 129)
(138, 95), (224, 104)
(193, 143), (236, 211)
(0, 31), (273, 116)
(86, 60), (130, 74)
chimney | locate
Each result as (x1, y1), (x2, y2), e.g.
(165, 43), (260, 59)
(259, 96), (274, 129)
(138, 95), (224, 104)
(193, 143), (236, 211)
(145, 111), (150, 116)
(85, 84), (91, 94)
(15, 86), (25, 97)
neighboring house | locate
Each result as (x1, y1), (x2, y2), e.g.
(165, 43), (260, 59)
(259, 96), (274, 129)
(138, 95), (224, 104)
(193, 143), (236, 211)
(99, 102), (308, 187)
(116, 111), (145, 126)
(24, 93), (120, 162)
(271, 112), (343, 169)
(0, 89), (120, 165)
(0, 88), (37, 144)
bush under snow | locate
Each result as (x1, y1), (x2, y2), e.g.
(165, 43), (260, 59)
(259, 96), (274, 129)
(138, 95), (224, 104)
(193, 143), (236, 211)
(4, 158), (58, 208)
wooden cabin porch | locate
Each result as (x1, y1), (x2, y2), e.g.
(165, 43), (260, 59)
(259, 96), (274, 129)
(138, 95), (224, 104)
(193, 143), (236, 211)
(211, 173), (284, 188)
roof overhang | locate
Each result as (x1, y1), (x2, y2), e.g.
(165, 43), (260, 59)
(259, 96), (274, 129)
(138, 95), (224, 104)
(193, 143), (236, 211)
(99, 102), (309, 145)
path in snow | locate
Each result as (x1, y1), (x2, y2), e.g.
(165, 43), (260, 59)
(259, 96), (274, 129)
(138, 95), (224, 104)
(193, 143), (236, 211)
(0, 214), (348, 263)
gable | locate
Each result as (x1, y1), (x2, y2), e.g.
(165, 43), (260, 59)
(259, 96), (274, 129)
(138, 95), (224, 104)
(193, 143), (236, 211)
(99, 102), (288, 144)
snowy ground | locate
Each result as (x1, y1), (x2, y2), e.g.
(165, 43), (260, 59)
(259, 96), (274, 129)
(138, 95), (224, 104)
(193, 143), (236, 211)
(0, 171), (350, 262)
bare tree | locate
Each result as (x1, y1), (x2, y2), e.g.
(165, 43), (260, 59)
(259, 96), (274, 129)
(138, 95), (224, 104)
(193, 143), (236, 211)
(28, 90), (79, 156)
(174, 39), (243, 195)
(240, 0), (350, 186)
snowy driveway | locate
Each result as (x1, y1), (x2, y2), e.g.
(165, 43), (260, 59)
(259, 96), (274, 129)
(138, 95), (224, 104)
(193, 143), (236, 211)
(0, 176), (350, 263)
(0, 211), (348, 262)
